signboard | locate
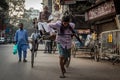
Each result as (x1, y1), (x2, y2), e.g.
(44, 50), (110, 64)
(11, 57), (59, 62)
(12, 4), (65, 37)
(85, 0), (116, 21)
(108, 33), (112, 42)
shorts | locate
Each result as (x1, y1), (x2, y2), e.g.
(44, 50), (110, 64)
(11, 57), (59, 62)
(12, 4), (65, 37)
(57, 43), (71, 58)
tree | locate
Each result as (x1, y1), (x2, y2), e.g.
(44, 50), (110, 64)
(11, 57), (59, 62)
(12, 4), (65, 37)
(0, 0), (9, 11)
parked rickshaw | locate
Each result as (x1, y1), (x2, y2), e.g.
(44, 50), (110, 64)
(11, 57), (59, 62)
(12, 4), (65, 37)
(71, 32), (100, 62)
(99, 30), (120, 64)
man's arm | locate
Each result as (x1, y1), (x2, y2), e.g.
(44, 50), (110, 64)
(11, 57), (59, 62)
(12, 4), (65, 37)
(48, 14), (54, 23)
(48, 21), (60, 30)
(69, 23), (83, 44)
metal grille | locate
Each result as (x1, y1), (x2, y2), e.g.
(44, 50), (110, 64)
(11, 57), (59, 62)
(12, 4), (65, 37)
(100, 30), (120, 60)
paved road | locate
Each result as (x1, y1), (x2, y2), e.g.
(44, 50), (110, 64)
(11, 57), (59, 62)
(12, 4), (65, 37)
(0, 44), (120, 80)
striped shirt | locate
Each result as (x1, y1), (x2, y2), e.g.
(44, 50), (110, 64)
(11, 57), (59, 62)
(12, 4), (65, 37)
(48, 21), (75, 49)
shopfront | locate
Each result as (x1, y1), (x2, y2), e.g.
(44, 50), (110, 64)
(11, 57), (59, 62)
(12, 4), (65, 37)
(85, 0), (118, 34)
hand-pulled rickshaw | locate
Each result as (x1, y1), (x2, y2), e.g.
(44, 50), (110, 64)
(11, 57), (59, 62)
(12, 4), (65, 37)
(30, 21), (56, 68)
(29, 22), (80, 68)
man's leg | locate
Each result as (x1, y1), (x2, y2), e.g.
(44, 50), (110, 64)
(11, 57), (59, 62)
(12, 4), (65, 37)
(17, 46), (22, 62)
(48, 41), (52, 53)
(47, 41), (51, 53)
(65, 49), (71, 68)
(59, 56), (66, 78)
(50, 40), (53, 53)
(36, 42), (39, 51)
(22, 45), (27, 62)
(44, 40), (48, 53)
(57, 43), (66, 78)
(23, 50), (27, 62)
(65, 57), (71, 68)
(35, 40), (38, 51)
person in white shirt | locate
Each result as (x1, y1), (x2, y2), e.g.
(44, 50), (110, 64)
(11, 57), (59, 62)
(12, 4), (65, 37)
(49, 3), (62, 54)
(85, 32), (92, 47)
(51, 3), (62, 23)
(30, 28), (40, 51)
(38, 6), (53, 53)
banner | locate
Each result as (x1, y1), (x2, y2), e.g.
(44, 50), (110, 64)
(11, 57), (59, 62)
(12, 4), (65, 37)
(85, 0), (115, 21)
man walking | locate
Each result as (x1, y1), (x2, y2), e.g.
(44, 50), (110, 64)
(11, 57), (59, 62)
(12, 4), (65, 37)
(14, 23), (29, 62)
(48, 16), (75, 78)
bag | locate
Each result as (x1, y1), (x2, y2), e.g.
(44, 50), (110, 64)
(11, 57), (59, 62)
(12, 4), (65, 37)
(13, 44), (18, 55)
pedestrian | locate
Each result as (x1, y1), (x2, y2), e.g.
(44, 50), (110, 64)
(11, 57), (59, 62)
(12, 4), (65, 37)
(38, 6), (53, 53)
(30, 28), (40, 51)
(48, 15), (75, 78)
(14, 23), (29, 62)
(33, 18), (38, 29)
(51, 3), (62, 23)
(84, 32), (92, 47)
(91, 30), (97, 41)
(32, 18), (41, 50)
(50, 3), (62, 53)
(38, 6), (51, 23)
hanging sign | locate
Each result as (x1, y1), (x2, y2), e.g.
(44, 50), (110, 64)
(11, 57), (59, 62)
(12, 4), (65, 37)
(108, 33), (112, 43)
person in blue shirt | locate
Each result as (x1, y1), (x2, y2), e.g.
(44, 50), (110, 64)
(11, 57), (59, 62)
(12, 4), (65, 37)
(14, 23), (29, 62)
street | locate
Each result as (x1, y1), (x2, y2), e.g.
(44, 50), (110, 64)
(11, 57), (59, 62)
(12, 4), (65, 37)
(0, 44), (120, 80)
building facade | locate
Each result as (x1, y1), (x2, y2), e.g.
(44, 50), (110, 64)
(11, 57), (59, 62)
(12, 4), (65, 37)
(85, 0), (119, 34)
